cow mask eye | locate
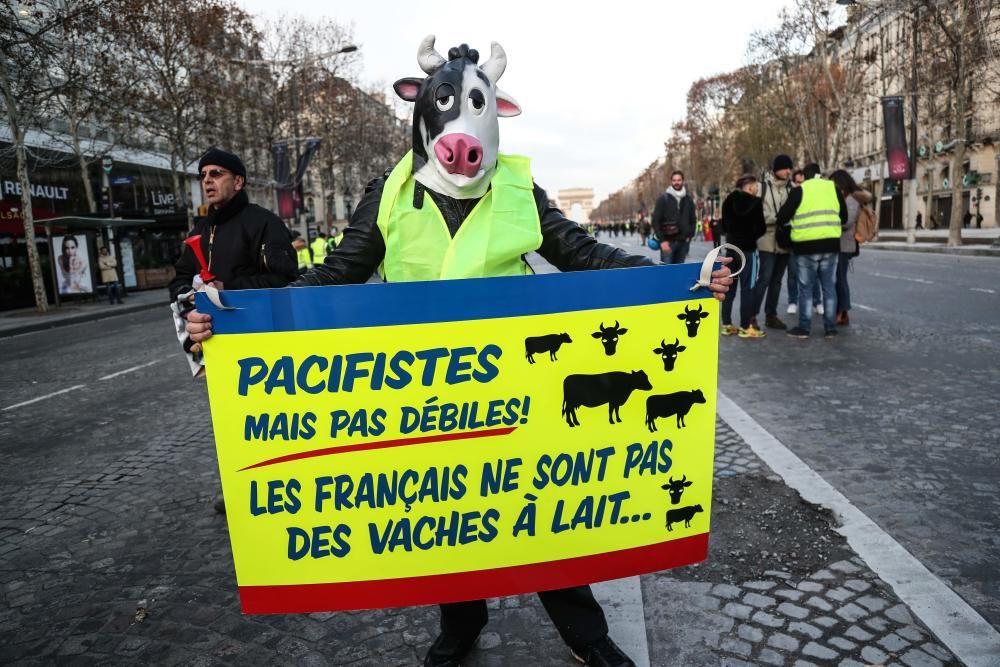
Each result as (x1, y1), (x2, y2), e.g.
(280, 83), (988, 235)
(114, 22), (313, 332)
(435, 83), (455, 111)
(468, 88), (486, 115)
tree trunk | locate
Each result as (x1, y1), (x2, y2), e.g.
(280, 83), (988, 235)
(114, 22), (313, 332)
(72, 123), (98, 214)
(947, 2), (968, 248)
(0, 65), (48, 313)
(16, 131), (50, 313)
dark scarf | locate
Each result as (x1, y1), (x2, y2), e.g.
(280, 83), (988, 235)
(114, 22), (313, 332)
(209, 190), (249, 224)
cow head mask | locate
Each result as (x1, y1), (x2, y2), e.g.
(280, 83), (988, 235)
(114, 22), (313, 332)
(393, 35), (522, 200)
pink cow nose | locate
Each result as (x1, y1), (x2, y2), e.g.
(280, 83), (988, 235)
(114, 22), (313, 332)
(434, 133), (483, 178)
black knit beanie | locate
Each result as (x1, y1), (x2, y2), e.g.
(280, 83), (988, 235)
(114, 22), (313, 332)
(198, 148), (246, 178)
(772, 154), (794, 173)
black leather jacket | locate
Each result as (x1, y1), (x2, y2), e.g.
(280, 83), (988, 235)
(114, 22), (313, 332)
(294, 173), (654, 286)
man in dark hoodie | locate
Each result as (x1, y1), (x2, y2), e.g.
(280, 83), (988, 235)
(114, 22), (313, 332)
(720, 175), (767, 338)
(775, 163), (847, 338)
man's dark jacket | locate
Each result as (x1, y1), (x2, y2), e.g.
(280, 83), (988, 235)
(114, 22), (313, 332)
(651, 191), (696, 242)
(294, 174), (653, 287)
(168, 190), (297, 302)
(774, 180), (848, 256)
(721, 190), (766, 251)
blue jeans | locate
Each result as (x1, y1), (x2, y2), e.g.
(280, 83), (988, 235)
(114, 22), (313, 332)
(794, 253), (837, 331)
(836, 252), (852, 313)
(722, 250), (758, 328)
(752, 251), (789, 318)
(659, 239), (690, 264)
(787, 253), (821, 306)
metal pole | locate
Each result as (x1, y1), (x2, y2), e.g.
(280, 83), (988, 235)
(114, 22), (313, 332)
(45, 224), (60, 308)
(292, 68), (303, 239)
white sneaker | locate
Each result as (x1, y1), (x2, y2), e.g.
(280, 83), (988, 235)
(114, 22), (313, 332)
(815, 303), (824, 315)
(787, 303), (797, 315)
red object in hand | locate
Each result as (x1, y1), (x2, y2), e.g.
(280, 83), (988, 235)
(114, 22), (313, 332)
(185, 235), (215, 283)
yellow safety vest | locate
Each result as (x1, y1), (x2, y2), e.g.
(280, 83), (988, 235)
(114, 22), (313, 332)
(296, 247), (313, 268)
(376, 150), (543, 282)
(791, 178), (842, 243)
(311, 237), (327, 264)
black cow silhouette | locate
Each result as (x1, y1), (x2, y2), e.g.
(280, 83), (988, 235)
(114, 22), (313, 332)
(666, 504), (703, 531)
(653, 337), (687, 371)
(592, 321), (628, 356)
(661, 475), (692, 505)
(678, 304), (710, 337)
(562, 370), (652, 427)
(645, 389), (707, 432)
(525, 333), (573, 364)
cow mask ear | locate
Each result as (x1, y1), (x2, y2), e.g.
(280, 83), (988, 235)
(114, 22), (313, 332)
(394, 78), (423, 102)
(495, 87), (521, 117)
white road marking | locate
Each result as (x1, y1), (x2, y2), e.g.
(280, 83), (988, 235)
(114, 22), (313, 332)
(99, 359), (160, 381)
(868, 271), (934, 285)
(592, 577), (650, 667)
(970, 288), (996, 294)
(853, 303), (878, 312)
(1, 384), (87, 411)
(717, 392), (1000, 667)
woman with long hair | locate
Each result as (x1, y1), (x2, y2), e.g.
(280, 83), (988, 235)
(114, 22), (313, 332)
(58, 234), (88, 293)
(829, 170), (872, 326)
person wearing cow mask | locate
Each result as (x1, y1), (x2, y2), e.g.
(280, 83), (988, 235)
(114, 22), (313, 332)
(185, 35), (732, 667)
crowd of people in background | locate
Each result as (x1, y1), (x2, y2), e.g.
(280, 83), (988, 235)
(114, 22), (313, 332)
(592, 154), (874, 340)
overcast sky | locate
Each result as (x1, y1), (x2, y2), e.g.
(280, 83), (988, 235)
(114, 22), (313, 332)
(237, 0), (792, 204)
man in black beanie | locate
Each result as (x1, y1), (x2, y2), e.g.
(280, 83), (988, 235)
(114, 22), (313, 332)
(168, 147), (298, 513)
(751, 153), (795, 330)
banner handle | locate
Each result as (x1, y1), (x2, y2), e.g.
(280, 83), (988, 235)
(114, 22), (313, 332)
(689, 243), (746, 293)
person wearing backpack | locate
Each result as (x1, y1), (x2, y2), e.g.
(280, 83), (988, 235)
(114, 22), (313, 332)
(830, 170), (872, 327)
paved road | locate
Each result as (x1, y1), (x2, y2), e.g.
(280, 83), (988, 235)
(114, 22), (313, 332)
(589, 236), (1000, 631)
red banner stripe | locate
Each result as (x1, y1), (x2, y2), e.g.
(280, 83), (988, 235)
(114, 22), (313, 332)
(238, 533), (709, 614)
(238, 426), (518, 471)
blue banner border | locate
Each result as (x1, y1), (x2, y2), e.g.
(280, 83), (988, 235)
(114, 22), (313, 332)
(198, 263), (712, 335)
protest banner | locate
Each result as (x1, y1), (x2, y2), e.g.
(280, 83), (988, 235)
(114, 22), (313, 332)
(199, 261), (720, 614)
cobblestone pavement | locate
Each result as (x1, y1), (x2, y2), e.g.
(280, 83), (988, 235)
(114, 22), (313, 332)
(0, 388), (962, 665)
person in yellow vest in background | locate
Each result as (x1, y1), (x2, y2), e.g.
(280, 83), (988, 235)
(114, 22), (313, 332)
(311, 232), (329, 266)
(185, 36), (733, 667)
(291, 231), (312, 275)
(775, 162), (847, 339)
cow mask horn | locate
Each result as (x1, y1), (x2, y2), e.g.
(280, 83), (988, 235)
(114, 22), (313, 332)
(393, 35), (522, 201)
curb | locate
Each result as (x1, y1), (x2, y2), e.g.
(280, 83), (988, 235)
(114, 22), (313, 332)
(865, 242), (1000, 257)
(0, 300), (165, 339)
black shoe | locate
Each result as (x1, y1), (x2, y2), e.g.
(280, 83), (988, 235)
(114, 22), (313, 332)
(571, 635), (635, 667)
(765, 315), (786, 330)
(786, 326), (810, 339)
(824, 328), (838, 338)
(423, 630), (479, 666)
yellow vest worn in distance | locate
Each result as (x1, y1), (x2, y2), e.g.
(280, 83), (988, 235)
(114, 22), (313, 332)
(791, 178), (842, 243)
(311, 237), (328, 264)
(376, 150), (543, 282)
(297, 247), (313, 268)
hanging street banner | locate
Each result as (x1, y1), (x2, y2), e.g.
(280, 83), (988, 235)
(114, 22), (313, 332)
(198, 263), (720, 614)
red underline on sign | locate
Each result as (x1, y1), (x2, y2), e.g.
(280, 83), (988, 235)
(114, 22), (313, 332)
(237, 533), (710, 614)
(237, 426), (518, 472)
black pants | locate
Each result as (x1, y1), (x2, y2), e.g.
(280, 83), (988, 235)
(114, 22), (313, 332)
(439, 585), (608, 649)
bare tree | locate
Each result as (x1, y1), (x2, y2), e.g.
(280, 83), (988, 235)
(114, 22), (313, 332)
(0, 0), (104, 312)
(41, 1), (132, 214)
(917, 0), (999, 246)
(118, 0), (250, 229)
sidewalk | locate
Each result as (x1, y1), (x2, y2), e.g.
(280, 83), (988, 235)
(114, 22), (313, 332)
(0, 289), (166, 338)
(867, 228), (1000, 257)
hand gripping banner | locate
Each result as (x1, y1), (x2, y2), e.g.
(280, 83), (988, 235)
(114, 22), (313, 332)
(198, 262), (720, 614)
